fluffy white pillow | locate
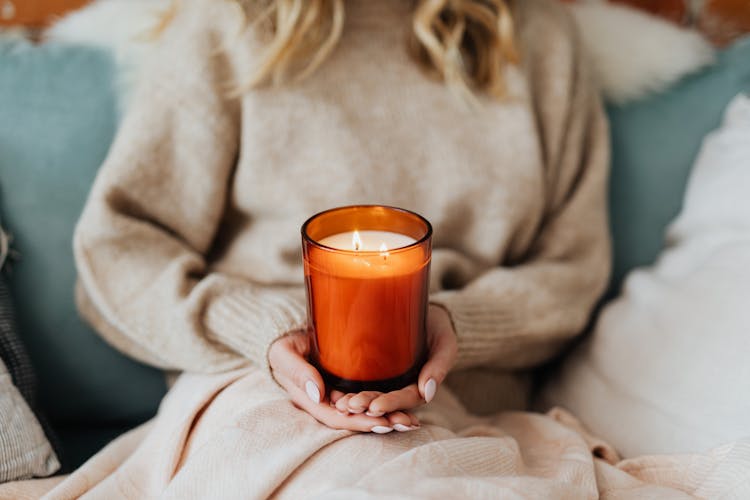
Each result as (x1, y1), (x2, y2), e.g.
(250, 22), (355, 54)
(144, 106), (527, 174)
(568, 1), (714, 103)
(542, 94), (750, 457)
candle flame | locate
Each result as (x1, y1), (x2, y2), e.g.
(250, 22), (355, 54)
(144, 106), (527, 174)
(379, 242), (389, 260)
(352, 230), (362, 251)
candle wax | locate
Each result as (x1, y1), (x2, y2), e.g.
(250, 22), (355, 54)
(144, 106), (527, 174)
(318, 230), (417, 251)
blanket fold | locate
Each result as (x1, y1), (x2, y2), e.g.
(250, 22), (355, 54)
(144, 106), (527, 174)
(2, 368), (746, 499)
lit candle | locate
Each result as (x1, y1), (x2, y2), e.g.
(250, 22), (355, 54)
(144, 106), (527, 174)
(318, 230), (417, 253)
(302, 206), (432, 393)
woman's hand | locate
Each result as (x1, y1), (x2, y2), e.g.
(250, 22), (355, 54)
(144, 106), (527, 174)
(332, 304), (458, 417)
(269, 331), (420, 433)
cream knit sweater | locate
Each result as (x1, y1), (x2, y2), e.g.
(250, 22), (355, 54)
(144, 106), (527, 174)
(74, 0), (610, 413)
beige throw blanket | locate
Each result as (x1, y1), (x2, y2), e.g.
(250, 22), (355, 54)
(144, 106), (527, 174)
(2, 368), (748, 499)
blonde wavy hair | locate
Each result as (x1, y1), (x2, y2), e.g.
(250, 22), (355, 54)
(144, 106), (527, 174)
(238, 0), (519, 100)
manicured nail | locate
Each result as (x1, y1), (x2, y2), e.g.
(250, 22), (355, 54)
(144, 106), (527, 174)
(424, 378), (437, 403)
(336, 410), (347, 416)
(305, 380), (320, 404)
(370, 426), (393, 434)
(393, 424), (413, 432)
(366, 410), (384, 417)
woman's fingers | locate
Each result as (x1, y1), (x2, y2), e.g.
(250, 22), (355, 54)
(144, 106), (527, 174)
(334, 393), (354, 414)
(269, 332), (420, 434)
(347, 391), (382, 414)
(335, 391), (382, 414)
(418, 306), (459, 403)
(268, 332), (325, 404)
(367, 384), (422, 415)
(275, 371), (398, 433)
(273, 367), (395, 432)
(291, 389), (394, 433)
(386, 411), (420, 431)
(329, 390), (346, 405)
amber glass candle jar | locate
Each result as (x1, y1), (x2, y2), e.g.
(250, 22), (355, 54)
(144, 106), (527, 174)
(302, 205), (432, 393)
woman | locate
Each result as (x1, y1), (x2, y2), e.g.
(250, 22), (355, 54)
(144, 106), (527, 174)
(66, 0), (610, 496)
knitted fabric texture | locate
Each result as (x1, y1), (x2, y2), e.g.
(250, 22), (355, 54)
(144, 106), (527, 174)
(73, 0), (611, 413)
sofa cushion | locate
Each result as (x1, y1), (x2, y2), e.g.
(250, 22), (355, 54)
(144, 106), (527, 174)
(606, 36), (750, 292)
(0, 39), (166, 426)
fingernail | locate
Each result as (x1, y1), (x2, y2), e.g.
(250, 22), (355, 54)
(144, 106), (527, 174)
(370, 426), (393, 434)
(424, 378), (437, 403)
(393, 424), (413, 432)
(336, 410), (347, 416)
(366, 410), (384, 417)
(305, 380), (320, 404)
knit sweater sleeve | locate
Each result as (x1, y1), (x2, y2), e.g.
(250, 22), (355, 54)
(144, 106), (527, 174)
(73, 2), (307, 374)
(430, 9), (611, 371)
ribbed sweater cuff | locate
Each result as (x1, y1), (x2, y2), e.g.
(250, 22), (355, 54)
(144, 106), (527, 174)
(204, 286), (308, 377)
(429, 290), (521, 370)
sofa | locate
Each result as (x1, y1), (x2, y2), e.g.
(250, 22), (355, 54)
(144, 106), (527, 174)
(1, 35), (749, 470)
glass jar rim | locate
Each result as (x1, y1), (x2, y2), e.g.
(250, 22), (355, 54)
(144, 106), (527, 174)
(301, 205), (433, 255)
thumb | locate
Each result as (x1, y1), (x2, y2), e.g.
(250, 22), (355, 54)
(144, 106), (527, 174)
(270, 334), (326, 404)
(418, 330), (457, 404)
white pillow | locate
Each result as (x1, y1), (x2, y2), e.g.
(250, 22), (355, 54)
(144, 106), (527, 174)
(541, 94), (750, 457)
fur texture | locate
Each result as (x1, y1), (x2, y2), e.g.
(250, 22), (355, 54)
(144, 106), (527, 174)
(44, 0), (170, 109)
(569, 1), (715, 102)
(45, 0), (715, 104)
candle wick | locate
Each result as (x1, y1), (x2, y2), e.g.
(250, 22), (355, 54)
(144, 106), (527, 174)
(379, 242), (389, 261)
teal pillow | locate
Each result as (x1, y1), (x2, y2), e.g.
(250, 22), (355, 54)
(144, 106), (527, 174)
(606, 37), (750, 292)
(0, 40), (166, 425)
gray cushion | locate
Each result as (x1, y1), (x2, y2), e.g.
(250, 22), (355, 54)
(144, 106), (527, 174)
(0, 356), (59, 482)
(0, 247), (60, 481)
(0, 272), (36, 409)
